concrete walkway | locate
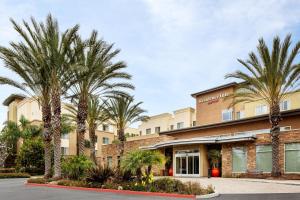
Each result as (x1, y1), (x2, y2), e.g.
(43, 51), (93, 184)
(173, 177), (300, 194)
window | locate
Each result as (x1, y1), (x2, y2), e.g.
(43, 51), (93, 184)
(102, 137), (109, 144)
(232, 147), (247, 172)
(285, 143), (300, 173)
(236, 111), (244, 120)
(222, 109), (233, 121)
(102, 124), (109, 131)
(61, 133), (69, 139)
(177, 122), (184, 129)
(255, 105), (268, 115)
(280, 100), (290, 111)
(256, 145), (272, 172)
(192, 121), (196, 126)
(107, 156), (112, 168)
(139, 131), (142, 136)
(170, 125), (174, 130)
(146, 128), (151, 134)
(155, 127), (160, 133)
(61, 147), (69, 155)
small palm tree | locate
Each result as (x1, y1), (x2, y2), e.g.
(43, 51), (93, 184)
(86, 96), (109, 163)
(104, 95), (148, 157)
(226, 34), (300, 177)
(121, 150), (165, 181)
(67, 31), (133, 156)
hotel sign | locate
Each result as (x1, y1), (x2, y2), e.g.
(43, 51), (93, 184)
(199, 93), (230, 104)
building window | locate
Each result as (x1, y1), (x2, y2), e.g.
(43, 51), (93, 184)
(232, 147), (247, 172)
(280, 100), (290, 111)
(102, 124), (109, 131)
(61, 147), (69, 155)
(256, 145), (272, 172)
(155, 127), (160, 133)
(139, 131), (142, 136)
(107, 156), (112, 168)
(285, 143), (300, 173)
(170, 125), (174, 130)
(222, 109), (233, 121)
(146, 128), (151, 134)
(177, 122), (184, 129)
(255, 105), (268, 115)
(102, 137), (109, 144)
(236, 111), (244, 120)
(192, 121), (196, 126)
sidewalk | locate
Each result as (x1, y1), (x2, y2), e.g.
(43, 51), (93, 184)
(169, 177), (300, 194)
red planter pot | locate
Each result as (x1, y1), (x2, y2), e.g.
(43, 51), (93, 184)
(211, 168), (220, 177)
(168, 168), (173, 176)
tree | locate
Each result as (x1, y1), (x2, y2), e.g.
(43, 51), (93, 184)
(36, 15), (79, 179)
(0, 16), (53, 178)
(226, 34), (300, 177)
(67, 31), (133, 155)
(86, 96), (109, 163)
(104, 96), (148, 157)
(121, 150), (165, 181)
(16, 137), (44, 175)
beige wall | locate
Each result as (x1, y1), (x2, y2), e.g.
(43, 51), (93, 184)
(138, 107), (196, 135)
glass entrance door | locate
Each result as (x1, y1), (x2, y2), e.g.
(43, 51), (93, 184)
(175, 150), (200, 176)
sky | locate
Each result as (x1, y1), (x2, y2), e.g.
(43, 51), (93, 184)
(1, 0), (300, 128)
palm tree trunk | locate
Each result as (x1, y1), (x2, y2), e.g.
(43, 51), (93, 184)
(118, 129), (125, 158)
(77, 96), (87, 155)
(52, 87), (62, 179)
(89, 124), (97, 164)
(42, 103), (52, 178)
(270, 104), (282, 177)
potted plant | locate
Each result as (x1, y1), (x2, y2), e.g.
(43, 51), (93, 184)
(164, 156), (173, 176)
(208, 149), (221, 177)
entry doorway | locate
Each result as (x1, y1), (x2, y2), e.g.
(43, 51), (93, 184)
(207, 144), (222, 177)
(175, 150), (200, 176)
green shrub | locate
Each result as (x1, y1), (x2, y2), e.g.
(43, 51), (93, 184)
(0, 168), (15, 173)
(16, 138), (44, 175)
(27, 178), (47, 184)
(86, 165), (114, 184)
(152, 178), (186, 194)
(184, 182), (205, 195)
(114, 169), (133, 182)
(57, 180), (89, 187)
(62, 155), (93, 180)
(0, 172), (30, 178)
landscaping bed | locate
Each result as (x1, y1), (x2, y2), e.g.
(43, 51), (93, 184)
(0, 172), (30, 178)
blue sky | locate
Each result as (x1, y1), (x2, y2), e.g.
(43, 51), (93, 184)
(1, 0), (300, 127)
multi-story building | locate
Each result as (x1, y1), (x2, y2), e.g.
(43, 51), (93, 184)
(138, 107), (196, 135)
(3, 94), (138, 162)
(102, 82), (300, 178)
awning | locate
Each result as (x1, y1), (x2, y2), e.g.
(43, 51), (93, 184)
(140, 133), (256, 150)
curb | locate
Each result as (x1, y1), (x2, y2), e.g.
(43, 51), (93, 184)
(25, 183), (196, 199)
(196, 192), (219, 199)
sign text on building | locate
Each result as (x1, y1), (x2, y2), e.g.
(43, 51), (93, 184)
(199, 93), (230, 104)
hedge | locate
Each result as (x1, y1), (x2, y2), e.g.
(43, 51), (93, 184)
(0, 168), (15, 173)
(0, 173), (30, 178)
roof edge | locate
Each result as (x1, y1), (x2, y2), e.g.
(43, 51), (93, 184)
(191, 82), (238, 98)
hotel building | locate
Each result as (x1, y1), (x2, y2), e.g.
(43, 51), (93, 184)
(3, 94), (138, 161)
(102, 82), (300, 178)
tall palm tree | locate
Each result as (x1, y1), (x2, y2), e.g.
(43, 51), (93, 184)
(104, 95), (148, 157)
(0, 15), (79, 179)
(0, 17), (53, 178)
(226, 34), (300, 177)
(67, 31), (133, 155)
(39, 15), (79, 179)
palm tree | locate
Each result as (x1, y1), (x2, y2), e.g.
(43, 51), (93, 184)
(0, 17), (53, 178)
(121, 149), (165, 182)
(67, 31), (133, 156)
(86, 96), (109, 163)
(104, 96), (148, 157)
(0, 15), (79, 179)
(226, 34), (300, 177)
(39, 15), (79, 179)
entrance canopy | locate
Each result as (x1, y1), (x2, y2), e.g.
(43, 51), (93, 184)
(140, 133), (256, 150)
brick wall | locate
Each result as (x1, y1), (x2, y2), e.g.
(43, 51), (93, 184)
(222, 130), (300, 179)
(101, 135), (174, 173)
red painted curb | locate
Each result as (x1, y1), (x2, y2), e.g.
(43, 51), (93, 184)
(26, 183), (196, 199)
